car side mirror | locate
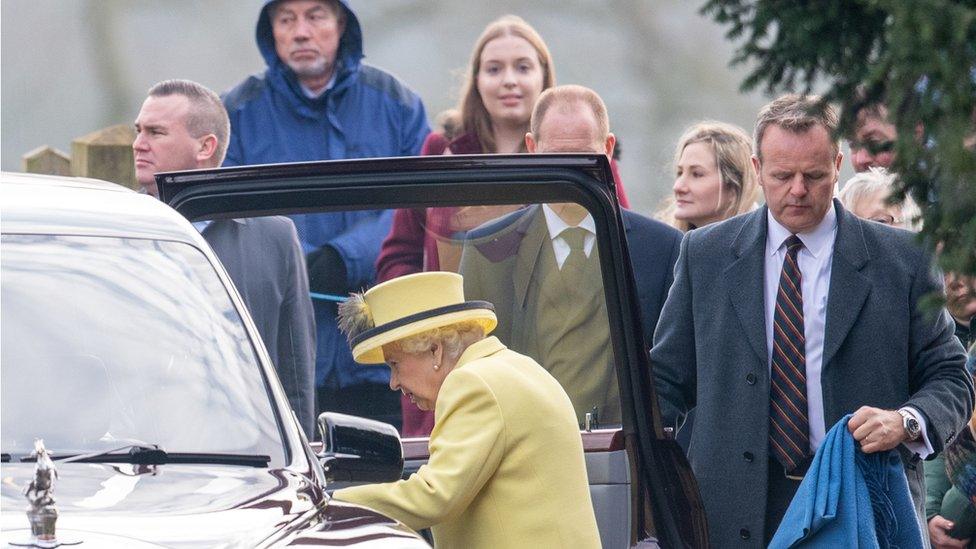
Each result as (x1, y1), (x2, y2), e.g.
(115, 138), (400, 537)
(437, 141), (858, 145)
(316, 412), (404, 483)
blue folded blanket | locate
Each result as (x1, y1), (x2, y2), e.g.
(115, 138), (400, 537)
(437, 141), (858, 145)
(769, 414), (923, 548)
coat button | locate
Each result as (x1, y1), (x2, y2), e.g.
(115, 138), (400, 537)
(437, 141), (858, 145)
(743, 451), (754, 462)
(740, 528), (751, 540)
(745, 373), (757, 385)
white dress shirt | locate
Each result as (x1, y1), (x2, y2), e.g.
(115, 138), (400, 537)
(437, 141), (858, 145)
(763, 206), (932, 457)
(542, 205), (596, 269)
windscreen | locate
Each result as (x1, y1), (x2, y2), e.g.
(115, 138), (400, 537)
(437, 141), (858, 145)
(1, 234), (285, 464)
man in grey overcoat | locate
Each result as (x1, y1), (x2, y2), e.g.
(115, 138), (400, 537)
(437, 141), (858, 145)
(650, 94), (973, 546)
(134, 79), (317, 437)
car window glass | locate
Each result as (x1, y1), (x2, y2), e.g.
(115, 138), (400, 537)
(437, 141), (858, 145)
(239, 198), (621, 438)
(0, 234), (285, 464)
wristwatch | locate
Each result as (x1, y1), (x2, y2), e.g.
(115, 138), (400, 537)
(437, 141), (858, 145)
(898, 409), (922, 442)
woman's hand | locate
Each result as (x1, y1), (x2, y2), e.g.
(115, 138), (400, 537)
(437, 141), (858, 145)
(928, 515), (971, 549)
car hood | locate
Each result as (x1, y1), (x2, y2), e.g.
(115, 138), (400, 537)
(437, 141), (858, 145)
(0, 463), (424, 547)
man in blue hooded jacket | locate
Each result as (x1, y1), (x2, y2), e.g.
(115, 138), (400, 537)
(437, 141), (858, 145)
(222, 0), (430, 429)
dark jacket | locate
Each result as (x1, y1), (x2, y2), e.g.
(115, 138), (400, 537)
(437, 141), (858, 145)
(201, 218), (316, 437)
(957, 316), (975, 353)
(925, 319), (976, 547)
(222, 0), (430, 389)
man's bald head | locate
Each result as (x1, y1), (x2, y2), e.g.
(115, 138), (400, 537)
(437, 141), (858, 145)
(525, 85), (616, 226)
(526, 85), (614, 157)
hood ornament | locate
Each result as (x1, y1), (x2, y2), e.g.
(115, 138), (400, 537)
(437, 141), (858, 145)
(10, 439), (81, 548)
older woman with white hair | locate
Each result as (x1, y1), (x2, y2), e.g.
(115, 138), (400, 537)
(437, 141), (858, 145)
(331, 271), (600, 548)
(838, 167), (922, 231)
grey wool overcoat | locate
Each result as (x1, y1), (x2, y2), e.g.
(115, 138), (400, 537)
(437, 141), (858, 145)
(650, 200), (973, 547)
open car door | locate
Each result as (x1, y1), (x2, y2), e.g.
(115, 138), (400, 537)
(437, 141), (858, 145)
(158, 154), (707, 548)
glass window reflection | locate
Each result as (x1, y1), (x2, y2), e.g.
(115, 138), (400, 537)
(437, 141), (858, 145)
(1, 235), (284, 464)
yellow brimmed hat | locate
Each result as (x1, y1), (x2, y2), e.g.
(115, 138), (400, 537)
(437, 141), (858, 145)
(346, 272), (497, 364)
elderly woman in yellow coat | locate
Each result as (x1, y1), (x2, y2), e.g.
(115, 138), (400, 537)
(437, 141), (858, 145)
(332, 271), (600, 548)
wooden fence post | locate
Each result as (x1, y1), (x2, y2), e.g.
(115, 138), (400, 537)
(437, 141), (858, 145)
(71, 124), (137, 190)
(22, 146), (71, 176)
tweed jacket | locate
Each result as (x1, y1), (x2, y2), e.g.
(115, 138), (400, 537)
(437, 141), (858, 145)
(458, 205), (681, 359)
(333, 337), (600, 548)
(650, 200), (973, 547)
(456, 205), (680, 425)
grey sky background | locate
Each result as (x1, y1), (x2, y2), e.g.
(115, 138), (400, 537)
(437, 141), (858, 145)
(1, 1), (847, 214)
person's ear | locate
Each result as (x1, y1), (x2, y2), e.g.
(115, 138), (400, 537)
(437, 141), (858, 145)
(196, 134), (219, 165)
(751, 155), (763, 186)
(431, 343), (444, 370)
(604, 132), (616, 158)
(525, 132), (537, 153)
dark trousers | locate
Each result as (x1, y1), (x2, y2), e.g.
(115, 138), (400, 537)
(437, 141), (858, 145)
(764, 457), (804, 545)
(316, 382), (403, 434)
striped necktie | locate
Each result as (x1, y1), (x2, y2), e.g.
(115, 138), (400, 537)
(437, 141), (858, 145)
(769, 234), (809, 474)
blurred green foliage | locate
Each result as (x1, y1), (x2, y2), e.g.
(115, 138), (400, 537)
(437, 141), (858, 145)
(703, 0), (976, 274)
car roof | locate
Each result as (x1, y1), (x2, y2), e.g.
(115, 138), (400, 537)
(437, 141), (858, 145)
(1, 172), (202, 243)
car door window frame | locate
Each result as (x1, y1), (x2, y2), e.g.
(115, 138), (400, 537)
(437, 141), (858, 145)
(158, 154), (707, 547)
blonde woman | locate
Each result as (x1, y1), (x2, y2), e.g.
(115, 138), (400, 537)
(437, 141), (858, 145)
(838, 167), (922, 231)
(333, 272), (600, 548)
(657, 121), (759, 231)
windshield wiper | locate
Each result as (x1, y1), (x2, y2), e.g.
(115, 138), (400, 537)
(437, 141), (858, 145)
(19, 444), (270, 467)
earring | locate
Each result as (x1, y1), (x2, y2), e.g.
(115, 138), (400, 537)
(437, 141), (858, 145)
(433, 362), (440, 371)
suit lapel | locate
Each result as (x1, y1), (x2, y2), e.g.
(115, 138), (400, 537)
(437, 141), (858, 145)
(823, 202), (872, 368)
(725, 208), (769, 365)
(515, 207), (549, 310)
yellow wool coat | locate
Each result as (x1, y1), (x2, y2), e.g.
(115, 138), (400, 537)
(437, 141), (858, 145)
(333, 336), (601, 548)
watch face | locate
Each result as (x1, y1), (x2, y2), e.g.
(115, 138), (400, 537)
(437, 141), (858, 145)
(900, 411), (920, 439)
(906, 417), (920, 437)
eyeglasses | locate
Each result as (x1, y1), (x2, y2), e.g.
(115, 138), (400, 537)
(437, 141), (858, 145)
(849, 140), (895, 154)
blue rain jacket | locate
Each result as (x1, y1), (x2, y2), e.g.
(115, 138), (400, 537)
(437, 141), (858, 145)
(222, 0), (430, 389)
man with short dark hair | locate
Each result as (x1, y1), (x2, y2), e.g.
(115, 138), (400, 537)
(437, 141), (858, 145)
(460, 85), (682, 426)
(134, 79), (317, 437)
(650, 93), (973, 546)
(222, 1), (430, 426)
(133, 80), (231, 198)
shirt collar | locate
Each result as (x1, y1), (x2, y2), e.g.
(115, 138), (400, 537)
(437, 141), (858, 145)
(455, 336), (506, 369)
(300, 71), (339, 99)
(192, 218), (246, 234)
(541, 204), (596, 240)
(765, 202), (837, 258)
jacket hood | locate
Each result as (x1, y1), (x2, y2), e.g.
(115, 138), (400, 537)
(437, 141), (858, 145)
(256, 0), (364, 95)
